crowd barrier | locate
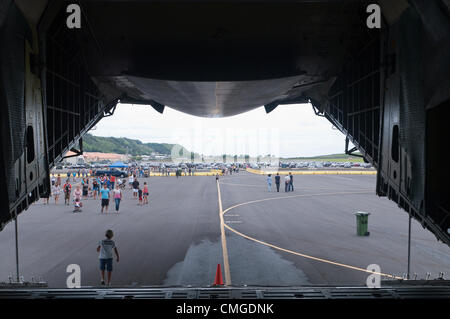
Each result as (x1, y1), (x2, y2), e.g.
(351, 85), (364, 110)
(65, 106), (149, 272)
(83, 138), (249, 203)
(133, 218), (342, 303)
(50, 170), (223, 178)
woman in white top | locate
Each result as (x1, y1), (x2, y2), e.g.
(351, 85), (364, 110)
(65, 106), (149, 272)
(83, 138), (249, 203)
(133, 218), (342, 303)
(128, 175), (134, 189)
(284, 175), (290, 192)
(113, 185), (123, 214)
(52, 184), (61, 204)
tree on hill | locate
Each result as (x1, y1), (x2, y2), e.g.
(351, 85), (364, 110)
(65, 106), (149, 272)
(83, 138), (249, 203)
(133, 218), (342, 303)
(82, 133), (194, 157)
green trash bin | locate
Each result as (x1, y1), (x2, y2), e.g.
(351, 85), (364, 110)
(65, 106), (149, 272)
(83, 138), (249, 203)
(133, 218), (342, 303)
(355, 212), (370, 236)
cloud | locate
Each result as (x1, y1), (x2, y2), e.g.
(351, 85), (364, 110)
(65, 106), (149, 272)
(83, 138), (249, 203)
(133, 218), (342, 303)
(91, 103), (352, 157)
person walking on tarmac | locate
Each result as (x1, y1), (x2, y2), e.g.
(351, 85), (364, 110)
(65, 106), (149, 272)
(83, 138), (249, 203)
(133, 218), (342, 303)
(128, 174), (134, 189)
(52, 183), (61, 204)
(143, 182), (149, 204)
(138, 187), (143, 206)
(110, 175), (116, 190)
(275, 173), (281, 192)
(82, 178), (89, 200)
(113, 185), (122, 214)
(73, 185), (83, 212)
(100, 183), (111, 214)
(267, 174), (272, 192)
(289, 172), (294, 192)
(97, 229), (119, 286)
(132, 178), (139, 198)
(284, 174), (290, 192)
(92, 178), (99, 200)
(63, 180), (72, 205)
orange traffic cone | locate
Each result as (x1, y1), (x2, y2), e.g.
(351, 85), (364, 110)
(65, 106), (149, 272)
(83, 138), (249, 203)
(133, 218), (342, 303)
(213, 264), (224, 286)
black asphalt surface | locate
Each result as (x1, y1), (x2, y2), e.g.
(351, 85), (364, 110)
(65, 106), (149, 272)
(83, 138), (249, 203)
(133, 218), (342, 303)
(0, 172), (449, 288)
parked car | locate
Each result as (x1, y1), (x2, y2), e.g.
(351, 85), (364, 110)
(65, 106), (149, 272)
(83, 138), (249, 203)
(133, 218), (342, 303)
(92, 168), (127, 178)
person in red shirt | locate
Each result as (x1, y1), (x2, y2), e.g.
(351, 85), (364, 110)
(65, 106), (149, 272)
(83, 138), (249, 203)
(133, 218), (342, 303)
(110, 175), (116, 189)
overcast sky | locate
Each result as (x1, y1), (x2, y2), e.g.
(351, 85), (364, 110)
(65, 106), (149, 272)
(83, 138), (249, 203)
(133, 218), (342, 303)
(90, 103), (353, 158)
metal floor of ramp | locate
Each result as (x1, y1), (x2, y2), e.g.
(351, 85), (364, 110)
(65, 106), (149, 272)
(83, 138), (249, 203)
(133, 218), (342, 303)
(0, 284), (450, 299)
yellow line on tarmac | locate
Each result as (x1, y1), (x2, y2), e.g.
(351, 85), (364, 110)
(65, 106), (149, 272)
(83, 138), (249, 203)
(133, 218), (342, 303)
(221, 191), (402, 280)
(246, 168), (377, 175)
(217, 180), (232, 286)
(220, 181), (374, 192)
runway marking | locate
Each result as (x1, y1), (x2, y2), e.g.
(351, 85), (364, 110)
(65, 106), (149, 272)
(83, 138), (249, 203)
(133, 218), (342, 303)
(222, 191), (372, 215)
(220, 190), (402, 280)
(220, 181), (373, 191)
(217, 180), (232, 285)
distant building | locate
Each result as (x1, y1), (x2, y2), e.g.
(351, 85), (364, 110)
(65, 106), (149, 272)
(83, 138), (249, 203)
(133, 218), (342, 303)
(62, 151), (84, 165)
(63, 151), (128, 164)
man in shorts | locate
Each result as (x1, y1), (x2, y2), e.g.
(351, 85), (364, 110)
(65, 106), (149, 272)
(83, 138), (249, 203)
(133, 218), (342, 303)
(63, 180), (72, 205)
(100, 184), (111, 213)
(96, 229), (119, 286)
(132, 178), (139, 199)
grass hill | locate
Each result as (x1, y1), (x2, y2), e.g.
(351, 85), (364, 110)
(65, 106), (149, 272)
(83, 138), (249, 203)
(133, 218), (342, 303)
(83, 134), (191, 156)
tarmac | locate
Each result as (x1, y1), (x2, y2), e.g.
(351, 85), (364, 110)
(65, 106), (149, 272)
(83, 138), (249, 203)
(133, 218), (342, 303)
(0, 171), (449, 288)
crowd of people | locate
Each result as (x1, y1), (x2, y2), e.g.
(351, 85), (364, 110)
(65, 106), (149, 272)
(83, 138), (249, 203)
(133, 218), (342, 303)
(266, 172), (294, 192)
(44, 173), (149, 213)
(42, 166), (297, 286)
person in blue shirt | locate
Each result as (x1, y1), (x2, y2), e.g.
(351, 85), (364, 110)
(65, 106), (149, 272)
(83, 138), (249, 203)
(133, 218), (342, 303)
(289, 172), (294, 192)
(275, 173), (281, 192)
(100, 184), (111, 213)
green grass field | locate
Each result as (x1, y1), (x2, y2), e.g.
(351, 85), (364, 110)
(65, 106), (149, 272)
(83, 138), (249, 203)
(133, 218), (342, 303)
(282, 153), (364, 163)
